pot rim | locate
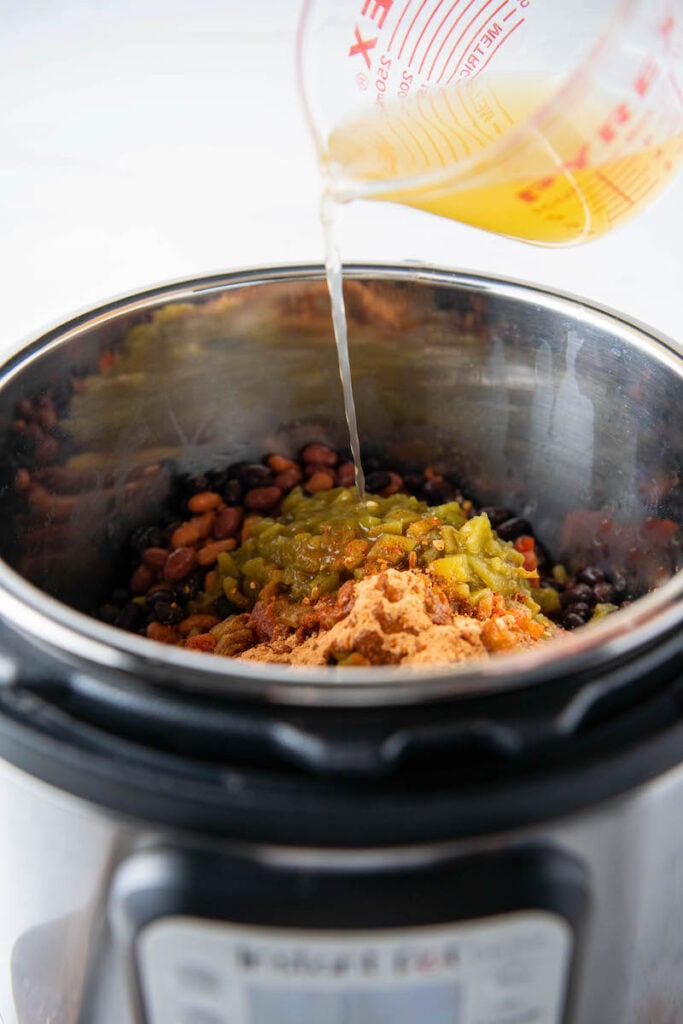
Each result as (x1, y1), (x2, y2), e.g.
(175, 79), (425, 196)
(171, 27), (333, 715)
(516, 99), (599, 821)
(1, 262), (681, 707)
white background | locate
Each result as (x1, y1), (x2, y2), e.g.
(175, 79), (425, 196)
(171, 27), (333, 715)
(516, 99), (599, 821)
(1, 0), (682, 358)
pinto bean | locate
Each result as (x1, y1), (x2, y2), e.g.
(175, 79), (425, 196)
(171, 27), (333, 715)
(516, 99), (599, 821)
(213, 506), (243, 539)
(130, 564), (155, 595)
(142, 546), (169, 571)
(163, 546), (197, 582)
(267, 454), (298, 473)
(305, 470), (334, 493)
(244, 485), (282, 511)
(187, 490), (222, 513)
(171, 521), (201, 548)
(336, 461), (356, 487)
(274, 466), (303, 491)
(146, 622), (179, 644)
(241, 515), (262, 542)
(191, 510), (215, 539)
(197, 538), (238, 566)
(301, 443), (338, 466)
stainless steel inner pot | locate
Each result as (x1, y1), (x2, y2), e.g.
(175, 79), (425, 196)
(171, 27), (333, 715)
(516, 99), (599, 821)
(0, 264), (681, 705)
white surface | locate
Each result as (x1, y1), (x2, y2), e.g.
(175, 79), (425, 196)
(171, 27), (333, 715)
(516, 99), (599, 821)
(1, 0), (682, 358)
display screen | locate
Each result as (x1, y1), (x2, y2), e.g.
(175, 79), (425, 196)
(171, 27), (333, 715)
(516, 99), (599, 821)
(247, 979), (462, 1024)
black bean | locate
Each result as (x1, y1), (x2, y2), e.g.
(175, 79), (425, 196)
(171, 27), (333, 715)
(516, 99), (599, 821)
(402, 472), (425, 494)
(152, 599), (184, 626)
(496, 517), (533, 541)
(222, 478), (243, 505)
(114, 602), (146, 632)
(173, 568), (204, 601)
(174, 473), (209, 501)
(365, 470), (393, 493)
(577, 566), (606, 586)
(421, 478), (454, 503)
(564, 601), (592, 621)
(145, 586), (174, 611)
(130, 524), (165, 555)
(594, 582), (616, 604)
(561, 582), (595, 607)
(563, 612), (587, 630)
(206, 467), (229, 492)
(239, 463), (273, 489)
(225, 461), (248, 480)
(99, 603), (120, 624)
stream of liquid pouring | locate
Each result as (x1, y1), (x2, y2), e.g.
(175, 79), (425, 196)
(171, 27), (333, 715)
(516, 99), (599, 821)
(320, 192), (366, 499)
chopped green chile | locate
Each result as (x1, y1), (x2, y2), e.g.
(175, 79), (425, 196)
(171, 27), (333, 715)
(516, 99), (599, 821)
(198, 486), (540, 615)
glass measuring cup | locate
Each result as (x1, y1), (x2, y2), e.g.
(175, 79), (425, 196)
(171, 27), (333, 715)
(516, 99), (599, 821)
(298, 0), (683, 244)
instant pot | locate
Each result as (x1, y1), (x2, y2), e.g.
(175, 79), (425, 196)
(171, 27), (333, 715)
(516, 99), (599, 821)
(0, 265), (681, 1024)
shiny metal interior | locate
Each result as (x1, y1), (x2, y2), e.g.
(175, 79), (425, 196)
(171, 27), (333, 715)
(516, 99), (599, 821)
(0, 265), (681, 704)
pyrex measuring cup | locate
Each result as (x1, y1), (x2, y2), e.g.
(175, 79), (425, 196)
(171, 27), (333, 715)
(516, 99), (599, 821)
(298, 0), (683, 243)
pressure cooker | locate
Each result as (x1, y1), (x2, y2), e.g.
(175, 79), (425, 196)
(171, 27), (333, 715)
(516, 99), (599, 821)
(0, 265), (681, 1024)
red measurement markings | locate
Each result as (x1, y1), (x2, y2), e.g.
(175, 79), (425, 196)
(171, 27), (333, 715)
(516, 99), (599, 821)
(596, 102), (632, 145)
(406, 96), (456, 164)
(398, 0), (430, 60)
(659, 13), (676, 40)
(621, 138), (662, 179)
(349, 0), (395, 67)
(600, 167), (663, 223)
(594, 171), (636, 213)
(386, 112), (433, 168)
(623, 107), (655, 147)
(450, 94), (493, 147)
(618, 156), (669, 201)
(433, 0), (496, 83)
(633, 57), (660, 99)
(388, 0), (415, 50)
(631, 176), (663, 205)
(349, 26), (377, 67)
(503, 6), (516, 19)
(612, 155), (652, 191)
(563, 142), (590, 172)
(423, 0), (478, 79)
(441, 89), (481, 153)
(408, 0), (446, 66)
(464, 15), (524, 81)
(426, 89), (471, 157)
(444, 0), (510, 83)
(517, 175), (556, 205)
(362, 0), (394, 27)
(598, 155), (660, 208)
